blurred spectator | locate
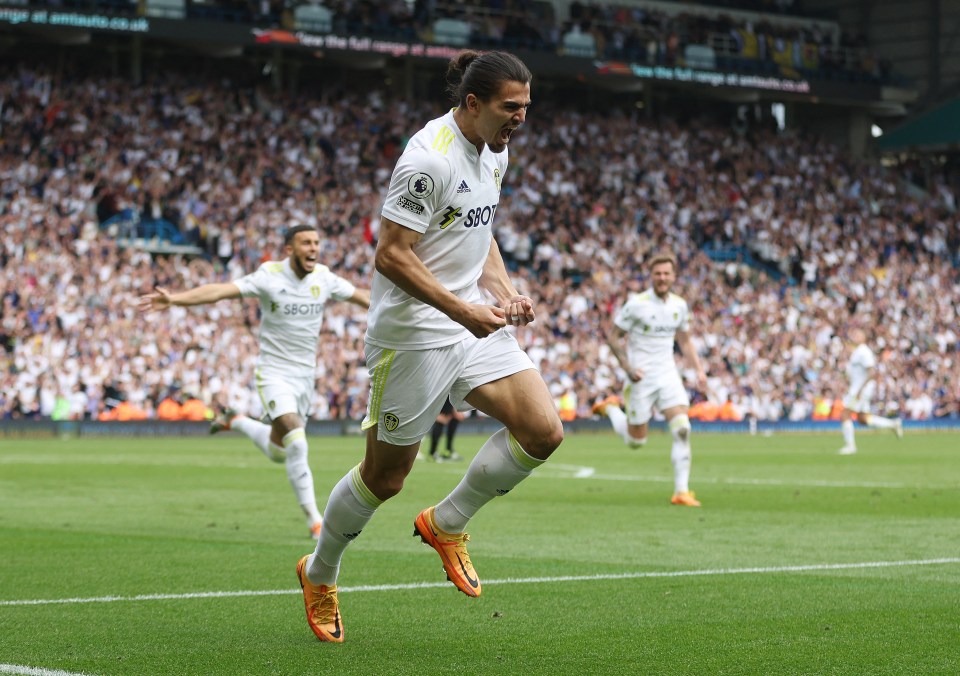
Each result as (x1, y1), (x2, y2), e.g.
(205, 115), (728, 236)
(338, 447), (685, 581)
(179, 394), (211, 422)
(99, 400), (149, 421)
(156, 392), (184, 421)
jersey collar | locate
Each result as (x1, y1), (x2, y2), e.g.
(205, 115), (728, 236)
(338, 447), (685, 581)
(445, 108), (482, 160)
(647, 288), (671, 304)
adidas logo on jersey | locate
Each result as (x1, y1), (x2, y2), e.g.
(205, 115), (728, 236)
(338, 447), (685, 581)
(456, 180), (471, 193)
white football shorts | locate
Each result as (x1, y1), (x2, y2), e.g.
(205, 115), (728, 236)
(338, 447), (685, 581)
(362, 329), (535, 445)
(624, 369), (690, 425)
(254, 368), (315, 421)
(842, 380), (876, 412)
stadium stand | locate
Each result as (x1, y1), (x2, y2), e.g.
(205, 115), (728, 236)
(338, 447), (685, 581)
(0, 47), (956, 424)
(9, 0), (899, 84)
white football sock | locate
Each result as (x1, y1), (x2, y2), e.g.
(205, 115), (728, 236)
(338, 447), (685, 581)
(842, 419), (856, 447)
(434, 427), (543, 534)
(607, 405), (628, 439)
(864, 414), (897, 429)
(669, 415), (692, 494)
(607, 406), (646, 448)
(306, 464), (381, 586)
(231, 415), (284, 462)
(283, 429), (322, 525)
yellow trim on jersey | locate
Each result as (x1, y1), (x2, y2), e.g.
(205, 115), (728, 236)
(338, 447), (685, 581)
(508, 433), (544, 471)
(349, 464), (384, 508)
(431, 125), (456, 155)
(266, 262), (284, 273)
(254, 368), (271, 417)
(360, 349), (397, 430)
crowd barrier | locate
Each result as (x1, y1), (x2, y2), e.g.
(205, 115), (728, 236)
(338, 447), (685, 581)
(1, 418), (957, 439)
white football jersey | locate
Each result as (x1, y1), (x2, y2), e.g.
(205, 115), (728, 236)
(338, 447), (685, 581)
(233, 258), (356, 376)
(613, 289), (691, 378)
(368, 108), (509, 349)
(846, 343), (876, 393)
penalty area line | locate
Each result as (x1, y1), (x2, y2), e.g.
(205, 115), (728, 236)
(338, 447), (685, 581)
(2, 557), (958, 608)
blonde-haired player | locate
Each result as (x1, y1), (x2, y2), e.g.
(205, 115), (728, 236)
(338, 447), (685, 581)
(593, 251), (707, 506)
(837, 327), (903, 455)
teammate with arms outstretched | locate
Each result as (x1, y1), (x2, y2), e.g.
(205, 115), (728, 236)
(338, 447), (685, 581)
(139, 225), (370, 538)
(296, 50), (564, 643)
(593, 251), (707, 506)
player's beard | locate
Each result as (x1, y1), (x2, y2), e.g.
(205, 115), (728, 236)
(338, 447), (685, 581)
(291, 255), (313, 278)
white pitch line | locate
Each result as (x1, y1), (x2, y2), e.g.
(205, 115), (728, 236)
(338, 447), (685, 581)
(2, 558), (957, 608)
(0, 665), (96, 676)
(535, 470), (932, 490)
(543, 463), (596, 478)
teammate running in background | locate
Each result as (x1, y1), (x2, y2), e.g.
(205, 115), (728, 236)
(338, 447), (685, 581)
(837, 327), (903, 455)
(593, 251), (708, 507)
(139, 225), (370, 538)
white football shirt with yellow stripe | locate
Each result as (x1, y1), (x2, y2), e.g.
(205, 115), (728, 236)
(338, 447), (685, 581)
(233, 258), (356, 377)
(842, 342), (877, 409)
(613, 289), (691, 379)
(845, 343), (876, 395)
(369, 108), (509, 350)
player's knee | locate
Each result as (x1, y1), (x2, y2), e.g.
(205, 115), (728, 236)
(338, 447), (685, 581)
(367, 470), (407, 501)
(669, 414), (691, 443)
(282, 428), (307, 462)
(274, 414), (304, 438)
(516, 418), (564, 459)
(545, 421), (565, 454)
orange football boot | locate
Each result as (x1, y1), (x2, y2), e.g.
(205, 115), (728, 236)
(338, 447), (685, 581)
(413, 507), (481, 597)
(296, 555), (344, 642)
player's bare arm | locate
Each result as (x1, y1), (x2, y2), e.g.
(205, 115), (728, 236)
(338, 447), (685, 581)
(478, 238), (535, 327)
(676, 329), (708, 389)
(375, 217), (506, 338)
(138, 283), (241, 313)
(608, 325), (643, 382)
(348, 288), (371, 309)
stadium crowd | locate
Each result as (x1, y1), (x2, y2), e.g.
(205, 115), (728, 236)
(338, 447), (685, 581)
(1, 64), (958, 424)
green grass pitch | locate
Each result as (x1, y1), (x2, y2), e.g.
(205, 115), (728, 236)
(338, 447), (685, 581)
(1, 430), (958, 675)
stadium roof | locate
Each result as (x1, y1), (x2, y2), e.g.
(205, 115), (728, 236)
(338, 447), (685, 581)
(877, 96), (960, 152)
